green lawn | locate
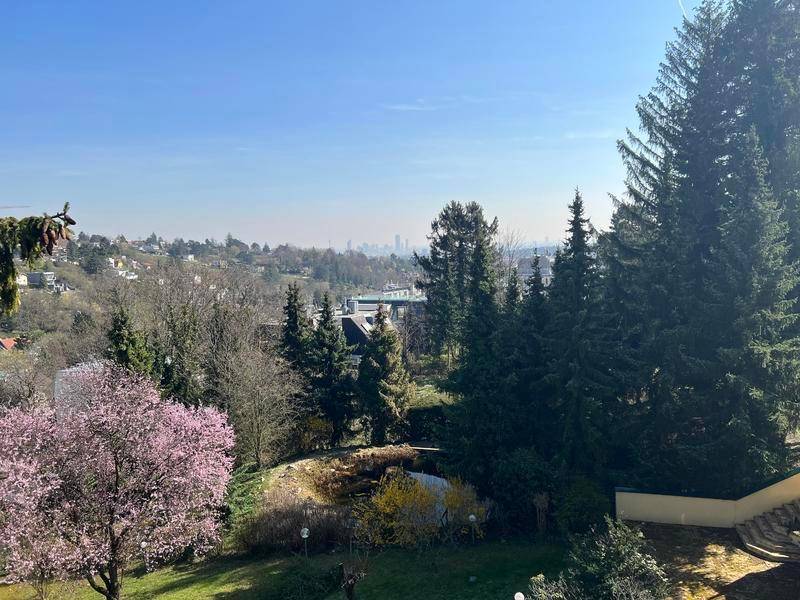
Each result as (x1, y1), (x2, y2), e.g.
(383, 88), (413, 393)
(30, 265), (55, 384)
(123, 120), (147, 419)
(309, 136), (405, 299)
(0, 541), (562, 600)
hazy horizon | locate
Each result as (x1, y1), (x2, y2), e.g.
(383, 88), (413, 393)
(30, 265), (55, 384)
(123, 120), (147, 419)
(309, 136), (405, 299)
(2, 1), (698, 247)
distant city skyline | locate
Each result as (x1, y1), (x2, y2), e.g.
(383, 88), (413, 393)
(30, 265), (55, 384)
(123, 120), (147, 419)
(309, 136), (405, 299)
(2, 1), (699, 247)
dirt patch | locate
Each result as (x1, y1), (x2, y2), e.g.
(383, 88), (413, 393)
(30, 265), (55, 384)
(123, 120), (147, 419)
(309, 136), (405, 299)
(641, 523), (800, 599)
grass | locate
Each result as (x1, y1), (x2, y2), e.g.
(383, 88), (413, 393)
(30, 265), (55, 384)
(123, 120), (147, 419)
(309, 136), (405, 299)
(0, 447), (562, 599)
(0, 541), (563, 600)
(410, 383), (452, 410)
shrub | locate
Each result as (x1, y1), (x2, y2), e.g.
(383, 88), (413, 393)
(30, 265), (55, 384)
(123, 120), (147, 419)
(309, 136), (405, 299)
(491, 447), (555, 531)
(298, 415), (334, 452)
(442, 478), (488, 543)
(555, 477), (610, 534)
(354, 473), (440, 551)
(527, 518), (670, 600)
(236, 489), (352, 556)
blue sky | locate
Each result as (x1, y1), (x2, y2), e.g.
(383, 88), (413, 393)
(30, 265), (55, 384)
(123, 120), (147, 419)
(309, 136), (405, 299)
(1, 0), (698, 248)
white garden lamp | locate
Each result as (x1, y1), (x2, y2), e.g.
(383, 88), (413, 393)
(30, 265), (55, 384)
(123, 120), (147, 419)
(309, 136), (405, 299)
(468, 513), (477, 544)
(514, 593), (525, 600)
(300, 527), (310, 558)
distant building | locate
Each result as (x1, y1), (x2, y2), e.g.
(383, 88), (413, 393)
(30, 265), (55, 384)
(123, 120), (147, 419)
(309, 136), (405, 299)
(516, 254), (554, 286)
(0, 338), (16, 351)
(339, 313), (373, 356)
(27, 272), (56, 288)
(115, 269), (138, 280)
(15, 273), (27, 288)
(394, 234), (401, 253)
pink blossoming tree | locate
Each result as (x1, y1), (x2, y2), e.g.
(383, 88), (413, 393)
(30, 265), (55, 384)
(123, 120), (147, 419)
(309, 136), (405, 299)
(0, 363), (235, 600)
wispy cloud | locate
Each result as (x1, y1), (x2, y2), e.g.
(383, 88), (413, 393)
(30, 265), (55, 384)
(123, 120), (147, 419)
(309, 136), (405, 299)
(564, 129), (617, 141)
(677, 0), (688, 19)
(54, 169), (86, 177)
(381, 100), (438, 112)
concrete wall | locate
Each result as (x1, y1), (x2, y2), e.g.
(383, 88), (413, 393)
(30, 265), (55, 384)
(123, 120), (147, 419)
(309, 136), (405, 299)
(616, 491), (736, 528)
(616, 471), (800, 528)
(735, 471), (800, 522)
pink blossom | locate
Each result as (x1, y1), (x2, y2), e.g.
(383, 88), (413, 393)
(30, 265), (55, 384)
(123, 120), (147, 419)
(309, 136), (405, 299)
(0, 363), (235, 599)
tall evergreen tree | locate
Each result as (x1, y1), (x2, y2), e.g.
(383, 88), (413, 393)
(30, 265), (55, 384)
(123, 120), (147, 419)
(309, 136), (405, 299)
(156, 303), (204, 406)
(718, 0), (800, 263)
(445, 213), (504, 489)
(602, 0), (800, 494)
(281, 282), (311, 370)
(357, 305), (414, 445)
(415, 201), (498, 363)
(511, 254), (554, 449)
(309, 292), (355, 447)
(705, 128), (799, 484)
(107, 307), (153, 376)
(545, 191), (618, 477)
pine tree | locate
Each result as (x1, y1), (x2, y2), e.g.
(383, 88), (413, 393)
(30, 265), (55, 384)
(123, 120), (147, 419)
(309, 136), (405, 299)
(510, 254), (554, 449)
(281, 282), (311, 370)
(107, 307), (153, 376)
(718, 0), (800, 263)
(309, 292), (355, 447)
(705, 128), (799, 486)
(545, 191), (617, 476)
(415, 201), (498, 363)
(357, 305), (414, 445)
(444, 214), (504, 489)
(602, 1), (800, 494)
(156, 304), (204, 406)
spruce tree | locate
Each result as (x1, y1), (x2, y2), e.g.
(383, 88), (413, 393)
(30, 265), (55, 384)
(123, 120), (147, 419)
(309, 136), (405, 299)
(107, 307), (153, 376)
(706, 128), (799, 486)
(545, 191), (617, 476)
(602, 0), (800, 494)
(309, 292), (355, 447)
(156, 304), (204, 406)
(445, 214), (504, 489)
(281, 282), (311, 370)
(357, 305), (414, 445)
(512, 254), (554, 449)
(415, 201), (498, 363)
(718, 0), (800, 263)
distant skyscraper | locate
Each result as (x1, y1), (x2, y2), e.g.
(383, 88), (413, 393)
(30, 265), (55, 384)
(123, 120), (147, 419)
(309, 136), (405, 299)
(405, 238), (409, 252)
(347, 239), (352, 252)
(394, 234), (401, 252)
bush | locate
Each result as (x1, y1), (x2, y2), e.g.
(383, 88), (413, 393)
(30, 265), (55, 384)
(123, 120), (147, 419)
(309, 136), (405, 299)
(236, 489), (352, 556)
(527, 518), (670, 600)
(442, 478), (489, 543)
(297, 416), (334, 452)
(491, 447), (555, 531)
(354, 473), (440, 551)
(555, 478), (610, 535)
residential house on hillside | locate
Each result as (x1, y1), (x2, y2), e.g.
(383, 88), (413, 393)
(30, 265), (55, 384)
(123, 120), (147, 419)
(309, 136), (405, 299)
(516, 254), (554, 286)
